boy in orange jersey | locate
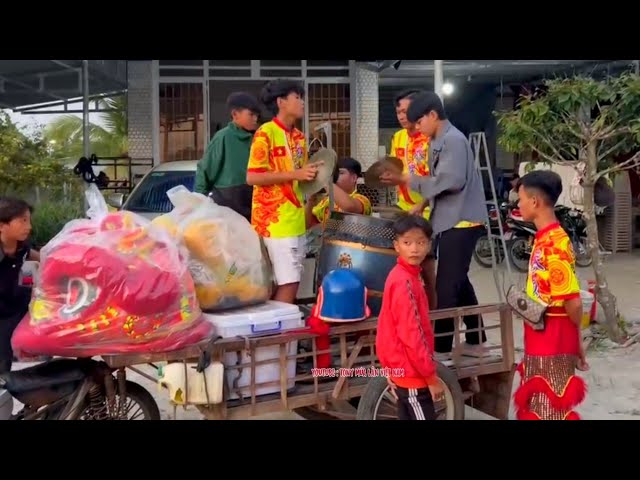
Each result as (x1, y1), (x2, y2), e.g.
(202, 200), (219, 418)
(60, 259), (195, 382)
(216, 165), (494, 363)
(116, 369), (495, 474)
(390, 89), (437, 308)
(376, 215), (444, 420)
(389, 89), (431, 219)
(246, 79), (320, 304)
(513, 170), (588, 420)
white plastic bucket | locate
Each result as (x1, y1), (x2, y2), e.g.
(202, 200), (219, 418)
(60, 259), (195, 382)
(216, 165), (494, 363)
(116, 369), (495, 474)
(580, 290), (595, 329)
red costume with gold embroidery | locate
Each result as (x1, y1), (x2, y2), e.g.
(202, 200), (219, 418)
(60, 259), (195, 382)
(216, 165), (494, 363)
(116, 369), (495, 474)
(514, 222), (586, 420)
(11, 211), (213, 358)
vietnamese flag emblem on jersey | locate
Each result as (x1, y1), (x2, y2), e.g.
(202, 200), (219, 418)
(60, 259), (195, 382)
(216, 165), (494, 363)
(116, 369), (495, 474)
(274, 146), (287, 157)
(395, 148), (405, 158)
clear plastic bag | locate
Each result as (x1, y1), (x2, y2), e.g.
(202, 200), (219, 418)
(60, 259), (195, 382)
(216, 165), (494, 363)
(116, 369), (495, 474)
(151, 186), (272, 312)
(11, 183), (213, 358)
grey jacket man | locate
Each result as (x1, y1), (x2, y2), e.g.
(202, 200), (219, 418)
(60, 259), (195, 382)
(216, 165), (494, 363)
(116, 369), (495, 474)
(409, 121), (487, 235)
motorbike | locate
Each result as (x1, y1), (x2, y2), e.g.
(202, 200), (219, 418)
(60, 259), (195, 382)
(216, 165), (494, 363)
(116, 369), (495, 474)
(505, 205), (592, 273)
(0, 357), (160, 420)
(556, 205), (592, 268)
(504, 209), (538, 273)
(473, 202), (513, 268)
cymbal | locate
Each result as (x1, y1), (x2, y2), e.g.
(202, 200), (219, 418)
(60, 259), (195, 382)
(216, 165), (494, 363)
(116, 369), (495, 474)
(364, 156), (404, 189)
(299, 148), (338, 196)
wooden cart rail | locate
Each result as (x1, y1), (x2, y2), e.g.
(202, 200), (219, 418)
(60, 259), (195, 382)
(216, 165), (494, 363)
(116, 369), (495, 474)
(101, 302), (516, 420)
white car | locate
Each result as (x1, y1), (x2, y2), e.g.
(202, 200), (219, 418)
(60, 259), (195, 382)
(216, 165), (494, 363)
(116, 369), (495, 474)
(107, 160), (198, 221)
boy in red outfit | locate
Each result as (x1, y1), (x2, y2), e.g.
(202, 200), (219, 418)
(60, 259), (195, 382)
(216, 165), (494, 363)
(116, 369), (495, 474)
(376, 215), (444, 420)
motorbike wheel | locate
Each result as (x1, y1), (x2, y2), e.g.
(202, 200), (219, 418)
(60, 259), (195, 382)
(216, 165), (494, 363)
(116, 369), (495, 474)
(508, 238), (531, 273)
(473, 235), (504, 268)
(574, 238), (593, 268)
(77, 380), (161, 420)
(356, 362), (464, 420)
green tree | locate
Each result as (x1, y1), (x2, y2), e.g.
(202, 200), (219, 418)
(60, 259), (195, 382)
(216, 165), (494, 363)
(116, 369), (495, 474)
(0, 110), (85, 246)
(0, 110), (74, 196)
(496, 72), (640, 342)
(44, 96), (128, 161)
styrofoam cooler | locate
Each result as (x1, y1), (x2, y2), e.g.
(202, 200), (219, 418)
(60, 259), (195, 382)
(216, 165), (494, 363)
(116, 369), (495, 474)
(203, 301), (304, 400)
(0, 389), (13, 420)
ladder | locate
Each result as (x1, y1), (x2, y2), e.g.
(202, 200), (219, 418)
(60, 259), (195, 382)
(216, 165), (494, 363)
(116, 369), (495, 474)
(469, 131), (512, 301)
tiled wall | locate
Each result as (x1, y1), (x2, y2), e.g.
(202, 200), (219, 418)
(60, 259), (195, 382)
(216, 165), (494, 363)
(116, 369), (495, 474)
(127, 61), (154, 164)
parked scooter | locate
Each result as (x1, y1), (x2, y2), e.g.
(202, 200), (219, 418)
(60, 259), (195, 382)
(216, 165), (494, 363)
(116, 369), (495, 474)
(504, 205), (592, 273)
(556, 205), (592, 268)
(473, 202), (514, 268)
(0, 357), (160, 420)
(504, 208), (538, 272)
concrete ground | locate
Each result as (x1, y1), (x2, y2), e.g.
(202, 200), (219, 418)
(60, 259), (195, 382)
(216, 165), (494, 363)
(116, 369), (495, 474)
(10, 251), (640, 420)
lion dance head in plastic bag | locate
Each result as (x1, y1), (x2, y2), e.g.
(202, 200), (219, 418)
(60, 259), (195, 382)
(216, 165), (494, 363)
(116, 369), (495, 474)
(12, 212), (213, 358)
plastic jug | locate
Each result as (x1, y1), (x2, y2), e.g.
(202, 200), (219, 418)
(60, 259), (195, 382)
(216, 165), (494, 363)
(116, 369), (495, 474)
(158, 361), (224, 405)
(580, 290), (595, 330)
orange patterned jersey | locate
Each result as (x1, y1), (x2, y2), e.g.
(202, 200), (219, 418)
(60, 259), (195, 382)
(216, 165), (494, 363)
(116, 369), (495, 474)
(526, 222), (581, 307)
(312, 189), (372, 223)
(390, 128), (430, 218)
(247, 118), (307, 238)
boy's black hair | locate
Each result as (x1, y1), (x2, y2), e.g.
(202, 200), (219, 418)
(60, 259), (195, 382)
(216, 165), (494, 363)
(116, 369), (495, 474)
(0, 197), (33, 224)
(394, 89), (422, 107)
(337, 157), (362, 177)
(516, 170), (563, 206)
(260, 79), (305, 116)
(393, 214), (433, 239)
(407, 91), (447, 123)
(226, 92), (261, 115)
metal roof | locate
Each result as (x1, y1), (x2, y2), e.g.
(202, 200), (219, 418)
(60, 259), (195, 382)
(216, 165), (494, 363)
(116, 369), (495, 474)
(0, 60), (127, 110)
(374, 60), (637, 86)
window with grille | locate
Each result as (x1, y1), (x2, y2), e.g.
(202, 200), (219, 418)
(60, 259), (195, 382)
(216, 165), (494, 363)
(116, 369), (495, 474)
(209, 60), (252, 78)
(159, 60), (205, 78)
(159, 83), (205, 162)
(307, 83), (351, 159)
(260, 60), (302, 78)
(306, 60), (350, 78)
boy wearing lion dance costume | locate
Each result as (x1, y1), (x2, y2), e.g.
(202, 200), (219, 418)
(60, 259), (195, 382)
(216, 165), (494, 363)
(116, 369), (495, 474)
(246, 79), (321, 304)
(513, 171), (589, 420)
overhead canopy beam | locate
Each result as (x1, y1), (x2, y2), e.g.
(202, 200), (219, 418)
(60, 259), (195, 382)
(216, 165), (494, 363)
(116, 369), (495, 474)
(0, 73), (65, 101)
(50, 60), (78, 72)
(0, 60), (127, 110)
(12, 90), (125, 113)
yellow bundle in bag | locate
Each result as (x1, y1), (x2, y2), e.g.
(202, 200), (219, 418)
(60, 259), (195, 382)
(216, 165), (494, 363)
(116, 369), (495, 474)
(151, 186), (272, 311)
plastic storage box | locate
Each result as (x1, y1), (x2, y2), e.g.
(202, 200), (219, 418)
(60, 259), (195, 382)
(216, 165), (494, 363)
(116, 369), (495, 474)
(203, 301), (304, 400)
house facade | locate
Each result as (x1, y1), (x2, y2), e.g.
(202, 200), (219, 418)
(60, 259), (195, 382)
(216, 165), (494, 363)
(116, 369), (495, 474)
(127, 60), (380, 174)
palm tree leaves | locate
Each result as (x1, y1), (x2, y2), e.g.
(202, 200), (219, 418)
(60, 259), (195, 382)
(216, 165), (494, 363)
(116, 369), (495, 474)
(44, 95), (128, 161)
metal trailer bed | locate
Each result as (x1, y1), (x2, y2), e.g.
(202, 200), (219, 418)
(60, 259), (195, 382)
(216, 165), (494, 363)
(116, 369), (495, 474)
(101, 303), (516, 420)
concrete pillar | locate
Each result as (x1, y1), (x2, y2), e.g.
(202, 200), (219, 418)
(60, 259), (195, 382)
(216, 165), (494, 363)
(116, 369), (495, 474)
(494, 91), (516, 171)
(350, 62), (379, 170)
(127, 61), (154, 177)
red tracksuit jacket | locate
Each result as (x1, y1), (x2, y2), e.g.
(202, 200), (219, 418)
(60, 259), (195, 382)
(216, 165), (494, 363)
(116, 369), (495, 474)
(376, 257), (437, 388)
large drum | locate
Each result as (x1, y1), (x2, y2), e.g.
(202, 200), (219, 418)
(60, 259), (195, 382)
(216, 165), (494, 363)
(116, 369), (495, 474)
(316, 211), (398, 316)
